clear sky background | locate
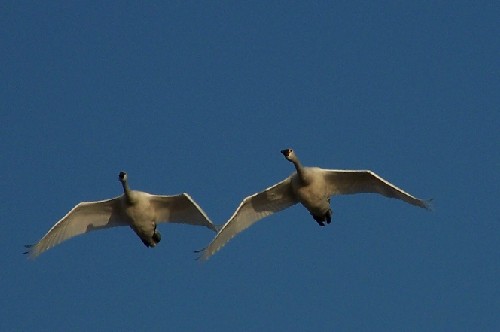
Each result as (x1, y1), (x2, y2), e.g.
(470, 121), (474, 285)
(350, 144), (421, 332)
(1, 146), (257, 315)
(1, 1), (498, 331)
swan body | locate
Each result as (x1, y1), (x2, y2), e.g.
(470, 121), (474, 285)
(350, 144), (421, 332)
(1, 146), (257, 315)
(200, 148), (430, 260)
(25, 171), (217, 258)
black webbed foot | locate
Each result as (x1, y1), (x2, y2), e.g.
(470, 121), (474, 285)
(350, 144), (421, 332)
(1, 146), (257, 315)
(312, 211), (331, 227)
(153, 231), (161, 243)
(326, 210), (332, 224)
(312, 214), (325, 226)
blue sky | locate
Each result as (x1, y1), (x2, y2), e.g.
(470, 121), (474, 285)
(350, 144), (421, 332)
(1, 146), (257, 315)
(1, 1), (498, 330)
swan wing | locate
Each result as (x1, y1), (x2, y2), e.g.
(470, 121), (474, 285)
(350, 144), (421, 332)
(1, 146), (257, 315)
(200, 177), (297, 260)
(149, 193), (218, 232)
(323, 169), (431, 209)
(26, 197), (126, 258)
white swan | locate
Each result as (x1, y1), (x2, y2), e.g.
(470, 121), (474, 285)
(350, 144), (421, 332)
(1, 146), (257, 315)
(25, 171), (218, 258)
(200, 148), (431, 260)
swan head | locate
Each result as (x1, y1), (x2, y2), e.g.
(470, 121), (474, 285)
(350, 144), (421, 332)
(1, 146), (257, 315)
(118, 171), (128, 183)
(281, 148), (295, 161)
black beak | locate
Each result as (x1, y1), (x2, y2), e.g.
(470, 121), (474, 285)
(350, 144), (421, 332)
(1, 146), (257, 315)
(281, 149), (289, 157)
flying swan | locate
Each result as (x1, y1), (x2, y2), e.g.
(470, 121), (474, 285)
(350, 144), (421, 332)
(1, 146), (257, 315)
(199, 148), (431, 260)
(25, 171), (217, 258)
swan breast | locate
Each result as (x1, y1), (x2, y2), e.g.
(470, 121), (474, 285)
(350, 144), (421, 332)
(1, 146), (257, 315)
(291, 168), (330, 214)
(120, 191), (156, 226)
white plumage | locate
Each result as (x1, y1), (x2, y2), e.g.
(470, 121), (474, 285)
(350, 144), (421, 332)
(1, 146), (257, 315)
(200, 148), (430, 260)
(25, 171), (217, 258)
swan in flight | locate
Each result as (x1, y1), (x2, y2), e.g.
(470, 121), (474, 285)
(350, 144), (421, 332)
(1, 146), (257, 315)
(199, 148), (431, 260)
(25, 171), (217, 258)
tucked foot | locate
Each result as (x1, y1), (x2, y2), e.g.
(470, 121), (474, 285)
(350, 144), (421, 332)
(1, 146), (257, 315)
(313, 213), (330, 226)
(312, 214), (326, 226)
(326, 209), (332, 224)
(141, 238), (152, 247)
(153, 231), (161, 244)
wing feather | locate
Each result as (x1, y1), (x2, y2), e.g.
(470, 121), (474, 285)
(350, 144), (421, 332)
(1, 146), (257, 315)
(200, 177), (297, 260)
(26, 197), (126, 258)
(323, 169), (431, 209)
(149, 193), (218, 232)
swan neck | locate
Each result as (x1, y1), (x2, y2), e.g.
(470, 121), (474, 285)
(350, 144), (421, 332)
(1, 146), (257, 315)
(292, 158), (306, 182)
(121, 181), (133, 202)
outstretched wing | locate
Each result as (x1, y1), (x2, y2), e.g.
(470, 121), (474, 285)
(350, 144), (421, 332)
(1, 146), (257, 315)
(322, 169), (431, 209)
(200, 177), (297, 260)
(26, 197), (126, 258)
(149, 193), (218, 232)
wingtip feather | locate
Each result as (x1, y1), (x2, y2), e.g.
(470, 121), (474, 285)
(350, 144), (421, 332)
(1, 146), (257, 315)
(423, 198), (434, 211)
